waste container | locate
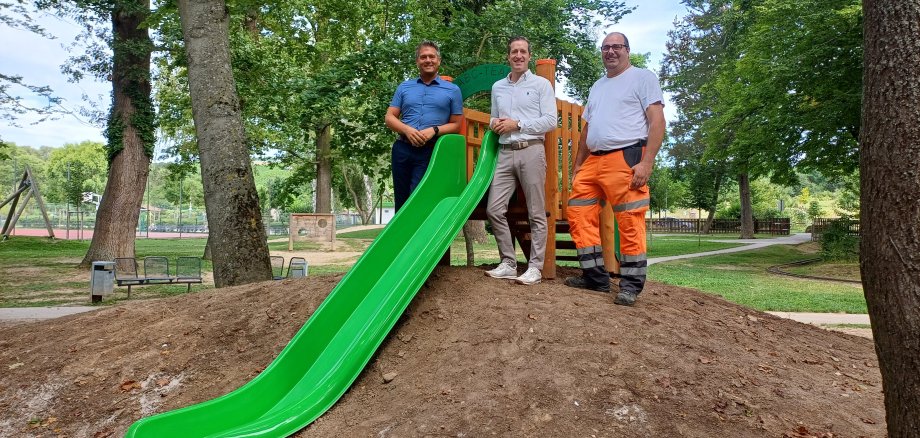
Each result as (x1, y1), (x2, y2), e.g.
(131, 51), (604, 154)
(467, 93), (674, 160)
(289, 259), (308, 278)
(90, 261), (116, 303)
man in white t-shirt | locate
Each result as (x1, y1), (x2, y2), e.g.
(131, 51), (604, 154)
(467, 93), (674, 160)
(563, 32), (666, 306)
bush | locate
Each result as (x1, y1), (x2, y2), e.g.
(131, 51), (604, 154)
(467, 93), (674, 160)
(820, 218), (859, 261)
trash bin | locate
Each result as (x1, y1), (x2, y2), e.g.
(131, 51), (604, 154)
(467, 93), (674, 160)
(289, 259), (308, 278)
(90, 261), (116, 303)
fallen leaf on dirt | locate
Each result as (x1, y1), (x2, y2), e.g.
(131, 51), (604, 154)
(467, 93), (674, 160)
(156, 378), (170, 387)
(8, 362), (23, 370)
(527, 314), (537, 320)
(120, 380), (141, 391)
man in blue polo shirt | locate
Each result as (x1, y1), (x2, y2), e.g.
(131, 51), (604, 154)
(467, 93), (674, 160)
(385, 41), (464, 211)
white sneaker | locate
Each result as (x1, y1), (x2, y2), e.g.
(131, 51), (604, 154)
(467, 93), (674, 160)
(515, 267), (542, 285)
(486, 260), (517, 279)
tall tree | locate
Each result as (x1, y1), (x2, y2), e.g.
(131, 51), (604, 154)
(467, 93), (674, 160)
(860, 0), (920, 434)
(52, 0), (157, 267)
(44, 141), (108, 204)
(177, 0), (272, 286)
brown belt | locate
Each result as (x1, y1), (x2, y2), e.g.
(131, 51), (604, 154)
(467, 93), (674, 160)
(499, 139), (543, 150)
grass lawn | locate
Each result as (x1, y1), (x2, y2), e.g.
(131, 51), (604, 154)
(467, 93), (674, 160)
(649, 245), (866, 314)
(783, 260), (861, 282)
(337, 228), (385, 239)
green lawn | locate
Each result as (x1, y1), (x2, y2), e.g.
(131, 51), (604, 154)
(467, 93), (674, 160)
(649, 245), (866, 313)
(337, 228), (384, 239)
(783, 260), (861, 282)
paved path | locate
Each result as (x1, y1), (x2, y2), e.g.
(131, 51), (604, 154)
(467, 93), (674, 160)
(767, 312), (870, 325)
(0, 306), (99, 323)
(648, 233), (812, 265)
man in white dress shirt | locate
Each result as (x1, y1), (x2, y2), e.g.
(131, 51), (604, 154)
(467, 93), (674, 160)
(484, 36), (557, 285)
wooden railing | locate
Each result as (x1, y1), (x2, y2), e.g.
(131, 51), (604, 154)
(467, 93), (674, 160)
(646, 218), (791, 235)
(463, 99), (584, 224)
(811, 217), (860, 241)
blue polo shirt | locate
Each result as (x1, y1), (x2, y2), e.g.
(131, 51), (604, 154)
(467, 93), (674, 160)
(389, 76), (463, 130)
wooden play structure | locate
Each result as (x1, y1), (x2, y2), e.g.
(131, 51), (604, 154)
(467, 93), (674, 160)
(457, 59), (619, 280)
(1, 165), (55, 240)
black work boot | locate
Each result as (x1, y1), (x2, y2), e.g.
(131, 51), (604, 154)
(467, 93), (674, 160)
(564, 275), (610, 293)
(614, 290), (638, 306)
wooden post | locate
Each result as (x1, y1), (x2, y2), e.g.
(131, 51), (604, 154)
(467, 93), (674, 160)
(536, 59), (558, 279)
(25, 166), (55, 239)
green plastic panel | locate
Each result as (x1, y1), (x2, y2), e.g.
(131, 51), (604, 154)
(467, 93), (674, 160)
(125, 132), (499, 437)
(453, 64), (510, 100)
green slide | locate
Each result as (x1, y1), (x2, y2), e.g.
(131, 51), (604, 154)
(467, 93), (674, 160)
(126, 132), (499, 437)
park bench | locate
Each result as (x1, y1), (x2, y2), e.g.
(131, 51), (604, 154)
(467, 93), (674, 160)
(114, 256), (203, 297)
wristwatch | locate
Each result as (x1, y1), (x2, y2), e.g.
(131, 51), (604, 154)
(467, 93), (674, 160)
(432, 125), (440, 136)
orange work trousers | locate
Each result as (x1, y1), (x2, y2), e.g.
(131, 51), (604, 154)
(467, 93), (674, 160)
(566, 146), (649, 293)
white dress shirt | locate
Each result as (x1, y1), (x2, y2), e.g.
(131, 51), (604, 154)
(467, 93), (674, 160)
(489, 70), (557, 144)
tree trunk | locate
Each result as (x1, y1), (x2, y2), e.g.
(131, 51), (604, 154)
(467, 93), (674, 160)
(315, 124), (333, 214)
(460, 220), (488, 266)
(701, 208), (716, 235)
(202, 234), (212, 261)
(462, 225), (475, 266)
(701, 174), (722, 235)
(177, 0), (272, 287)
(465, 220), (489, 244)
(340, 163), (374, 225)
(861, 1), (920, 434)
(80, 0), (153, 268)
(738, 172), (755, 239)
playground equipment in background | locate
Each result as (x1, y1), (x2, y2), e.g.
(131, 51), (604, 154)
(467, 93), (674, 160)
(1, 165), (55, 241)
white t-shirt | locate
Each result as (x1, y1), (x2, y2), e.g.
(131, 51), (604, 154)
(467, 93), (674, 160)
(583, 66), (664, 151)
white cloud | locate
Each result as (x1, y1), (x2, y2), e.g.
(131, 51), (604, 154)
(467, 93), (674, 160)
(1, 14), (108, 147)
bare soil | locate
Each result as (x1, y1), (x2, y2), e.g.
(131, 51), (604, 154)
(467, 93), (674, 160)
(0, 266), (885, 437)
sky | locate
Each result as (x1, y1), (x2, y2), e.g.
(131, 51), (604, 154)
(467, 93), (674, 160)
(0, 1), (687, 148)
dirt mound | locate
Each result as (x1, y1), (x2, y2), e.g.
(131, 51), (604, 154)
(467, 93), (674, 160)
(0, 266), (885, 437)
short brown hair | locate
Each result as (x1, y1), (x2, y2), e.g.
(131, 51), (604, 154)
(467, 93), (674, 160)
(507, 36), (531, 54)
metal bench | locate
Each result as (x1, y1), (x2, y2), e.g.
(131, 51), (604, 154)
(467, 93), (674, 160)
(113, 256), (204, 296)
(270, 256), (286, 280)
(174, 256), (203, 291)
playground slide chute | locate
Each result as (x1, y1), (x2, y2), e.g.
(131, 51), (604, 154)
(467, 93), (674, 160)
(126, 132), (499, 437)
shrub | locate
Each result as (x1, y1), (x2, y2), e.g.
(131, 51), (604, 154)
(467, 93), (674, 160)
(820, 218), (859, 261)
